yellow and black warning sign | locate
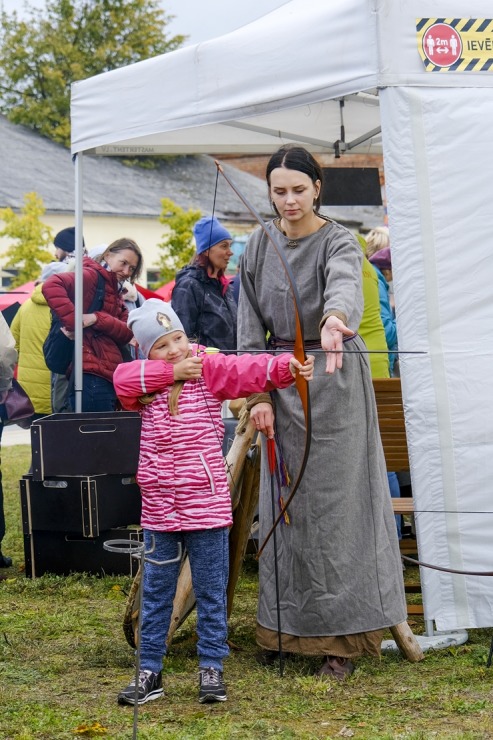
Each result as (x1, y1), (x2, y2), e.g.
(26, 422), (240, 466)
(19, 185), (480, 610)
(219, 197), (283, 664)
(417, 18), (493, 72)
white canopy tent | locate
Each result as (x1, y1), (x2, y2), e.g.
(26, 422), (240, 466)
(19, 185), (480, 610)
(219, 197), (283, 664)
(71, 0), (493, 632)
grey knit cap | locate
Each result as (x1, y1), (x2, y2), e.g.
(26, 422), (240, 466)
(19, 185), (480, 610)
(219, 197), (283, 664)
(128, 299), (185, 358)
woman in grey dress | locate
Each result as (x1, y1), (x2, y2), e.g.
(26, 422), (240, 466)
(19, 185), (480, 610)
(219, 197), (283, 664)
(238, 145), (406, 679)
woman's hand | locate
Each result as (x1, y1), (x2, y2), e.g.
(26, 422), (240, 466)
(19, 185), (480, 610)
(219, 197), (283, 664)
(250, 402), (275, 439)
(321, 316), (354, 374)
(82, 313), (97, 328)
(173, 356), (203, 380)
(289, 354), (315, 380)
(60, 326), (75, 340)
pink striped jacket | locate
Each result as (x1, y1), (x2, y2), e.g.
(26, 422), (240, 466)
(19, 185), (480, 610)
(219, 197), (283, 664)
(113, 352), (294, 532)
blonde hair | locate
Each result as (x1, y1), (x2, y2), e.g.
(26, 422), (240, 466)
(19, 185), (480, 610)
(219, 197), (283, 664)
(365, 226), (390, 259)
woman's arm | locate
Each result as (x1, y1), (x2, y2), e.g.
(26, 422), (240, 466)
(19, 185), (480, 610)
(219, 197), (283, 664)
(42, 270), (76, 329)
(237, 231), (270, 352)
(321, 227), (363, 330)
(44, 269), (132, 345)
(91, 305), (133, 345)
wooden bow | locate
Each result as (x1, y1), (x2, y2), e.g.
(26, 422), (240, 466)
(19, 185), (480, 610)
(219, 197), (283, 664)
(215, 161), (311, 559)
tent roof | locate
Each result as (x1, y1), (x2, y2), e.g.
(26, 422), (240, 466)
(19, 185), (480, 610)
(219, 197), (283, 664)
(71, 0), (493, 157)
(71, 0), (380, 156)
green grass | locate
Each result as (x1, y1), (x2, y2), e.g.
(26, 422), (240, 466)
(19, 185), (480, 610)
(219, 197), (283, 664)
(1, 445), (492, 739)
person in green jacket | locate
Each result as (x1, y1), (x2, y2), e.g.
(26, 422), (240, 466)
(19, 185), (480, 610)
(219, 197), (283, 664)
(11, 263), (68, 417)
(357, 233), (401, 539)
(359, 247), (391, 379)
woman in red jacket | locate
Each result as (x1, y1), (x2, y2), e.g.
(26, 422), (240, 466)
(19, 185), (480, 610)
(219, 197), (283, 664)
(42, 238), (143, 411)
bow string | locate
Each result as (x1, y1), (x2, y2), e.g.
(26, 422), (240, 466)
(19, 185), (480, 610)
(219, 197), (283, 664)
(215, 161), (311, 559)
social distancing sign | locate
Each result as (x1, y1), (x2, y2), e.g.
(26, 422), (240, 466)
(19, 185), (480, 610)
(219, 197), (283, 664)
(417, 18), (493, 72)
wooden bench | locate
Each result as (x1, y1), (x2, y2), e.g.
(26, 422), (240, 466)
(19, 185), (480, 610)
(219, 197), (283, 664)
(373, 378), (422, 616)
(372, 377), (415, 530)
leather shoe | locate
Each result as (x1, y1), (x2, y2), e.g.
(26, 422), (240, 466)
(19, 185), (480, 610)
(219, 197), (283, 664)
(0, 553), (12, 568)
(317, 655), (355, 681)
(255, 649), (290, 666)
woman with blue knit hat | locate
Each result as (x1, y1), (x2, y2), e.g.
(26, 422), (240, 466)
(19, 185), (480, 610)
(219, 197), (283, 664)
(171, 216), (237, 350)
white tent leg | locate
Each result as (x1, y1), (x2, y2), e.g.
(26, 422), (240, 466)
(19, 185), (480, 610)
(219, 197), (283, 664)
(74, 153), (84, 413)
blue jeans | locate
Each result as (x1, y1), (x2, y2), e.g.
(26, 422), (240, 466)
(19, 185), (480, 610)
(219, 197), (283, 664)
(139, 528), (229, 673)
(388, 471), (402, 539)
(69, 373), (116, 412)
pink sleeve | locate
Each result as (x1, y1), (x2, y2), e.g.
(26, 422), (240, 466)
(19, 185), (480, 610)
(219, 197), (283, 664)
(113, 359), (175, 410)
(202, 352), (294, 402)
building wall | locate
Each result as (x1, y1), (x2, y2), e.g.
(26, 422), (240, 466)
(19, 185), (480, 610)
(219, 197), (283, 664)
(216, 153), (384, 184)
(0, 212), (254, 288)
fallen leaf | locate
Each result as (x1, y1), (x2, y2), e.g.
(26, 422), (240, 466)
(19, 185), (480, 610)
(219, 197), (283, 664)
(73, 721), (108, 736)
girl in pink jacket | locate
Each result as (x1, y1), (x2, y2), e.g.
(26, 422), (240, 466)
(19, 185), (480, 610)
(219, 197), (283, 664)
(113, 299), (313, 707)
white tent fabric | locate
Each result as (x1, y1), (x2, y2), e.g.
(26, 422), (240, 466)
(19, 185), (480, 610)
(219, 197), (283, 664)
(71, 0), (493, 630)
(71, 0), (381, 155)
(381, 85), (493, 629)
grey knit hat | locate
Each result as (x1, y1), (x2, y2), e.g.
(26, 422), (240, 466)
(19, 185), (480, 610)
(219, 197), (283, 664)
(128, 299), (185, 358)
(40, 261), (69, 282)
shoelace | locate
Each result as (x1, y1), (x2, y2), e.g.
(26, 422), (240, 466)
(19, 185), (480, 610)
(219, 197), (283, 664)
(201, 668), (220, 686)
(130, 670), (153, 689)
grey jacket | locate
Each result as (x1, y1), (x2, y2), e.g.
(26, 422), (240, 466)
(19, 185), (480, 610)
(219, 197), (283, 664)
(0, 313), (17, 402)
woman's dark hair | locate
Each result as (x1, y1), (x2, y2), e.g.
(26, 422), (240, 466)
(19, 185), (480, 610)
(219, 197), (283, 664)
(193, 251), (226, 279)
(103, 238), (143, 282)
(266, 145), (324, 215)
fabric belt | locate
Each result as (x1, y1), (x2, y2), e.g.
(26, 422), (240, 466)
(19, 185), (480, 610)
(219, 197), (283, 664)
(268, 334), (359, 352)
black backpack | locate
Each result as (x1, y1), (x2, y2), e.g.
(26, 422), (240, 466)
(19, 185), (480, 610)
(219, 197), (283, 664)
(43, 272), (105, 375)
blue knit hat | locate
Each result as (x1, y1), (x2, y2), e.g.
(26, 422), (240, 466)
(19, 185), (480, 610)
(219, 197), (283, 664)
(193, 217), (232, 254)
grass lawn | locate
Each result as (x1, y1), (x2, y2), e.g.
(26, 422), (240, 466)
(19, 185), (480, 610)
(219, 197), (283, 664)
(0, 444), (492, 740)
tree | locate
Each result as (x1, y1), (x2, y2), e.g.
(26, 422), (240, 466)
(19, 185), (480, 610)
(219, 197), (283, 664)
(0, 192), (53, 286)
(0, 0), (186, 146)
(156, 198), (201, 285)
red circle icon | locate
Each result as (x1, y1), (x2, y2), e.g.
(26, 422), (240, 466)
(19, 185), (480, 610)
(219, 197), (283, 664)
(423, 23), (462, 67)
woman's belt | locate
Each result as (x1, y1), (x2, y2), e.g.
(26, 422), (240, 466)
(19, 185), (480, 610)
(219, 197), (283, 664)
(268, 334), (359, 352)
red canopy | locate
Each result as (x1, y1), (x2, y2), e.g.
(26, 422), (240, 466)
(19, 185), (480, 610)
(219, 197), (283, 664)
(153, 281), (175, 301)
(0, 281), (36, 311)
(135, 283), (173, 301)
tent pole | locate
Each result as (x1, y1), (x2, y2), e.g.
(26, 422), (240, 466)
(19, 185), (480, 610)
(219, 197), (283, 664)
(74, 153), (84, 413)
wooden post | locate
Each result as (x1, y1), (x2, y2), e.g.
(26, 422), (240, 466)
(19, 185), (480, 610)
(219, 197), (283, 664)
(389, 621), (425, 662)
(227, 438), (261, 617)
(167, 558), (195, 644)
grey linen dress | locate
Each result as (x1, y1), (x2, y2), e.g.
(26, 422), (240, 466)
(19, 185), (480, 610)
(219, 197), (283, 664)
(238, 219), (406, 657)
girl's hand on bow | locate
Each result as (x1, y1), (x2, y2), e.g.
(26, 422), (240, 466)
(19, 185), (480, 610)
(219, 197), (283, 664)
(321, 316), (354, 374)
(289, 354), (315, 380)
(173, 356), (203, 380)
(250, 402), (275, 439)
